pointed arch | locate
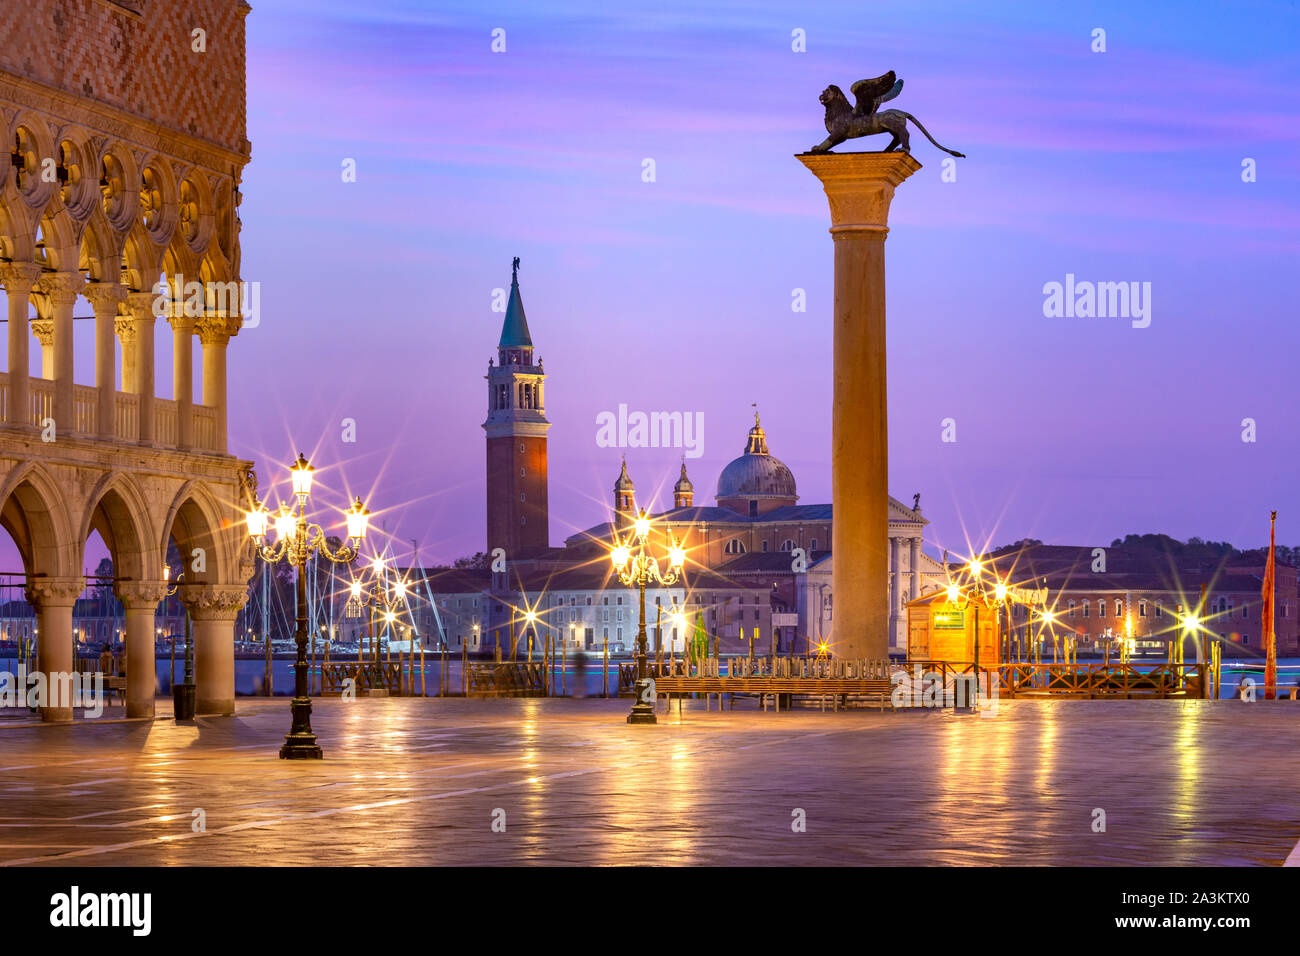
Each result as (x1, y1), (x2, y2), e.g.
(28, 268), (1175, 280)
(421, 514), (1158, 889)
(0, 461), (78, 579)
(79, 471), (156, 583)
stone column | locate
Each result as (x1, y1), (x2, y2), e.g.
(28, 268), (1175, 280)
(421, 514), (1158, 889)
(126, 292), (157, 444)
(1, 262), (41, 426)
(37, 273), (84, 435)
(889, 535), (902, 648)
(184, 585), (248, 716)
(115, 316), (138, 393)
(83, 282), (128, 440)
(170, 315), (195, 450)
(116, 582), (167, 719)
(799, 151), (920, 660)
(197, 317), (231, 454)
(26, 578), (85, 723)
(30, 320), (53, 379)
(910, 536), (922, 605)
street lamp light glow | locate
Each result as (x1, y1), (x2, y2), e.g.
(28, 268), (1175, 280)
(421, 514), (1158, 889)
(245, 503), (269, 540)
(633, 512), (651, 539)
(610, 543), (631, 571)
(345, 497), (370, 541)
(290, 453), (314, 500)
(274, 506), (295, 541)
(994, 580), (1008, 603)
(946, 583), (962, 604)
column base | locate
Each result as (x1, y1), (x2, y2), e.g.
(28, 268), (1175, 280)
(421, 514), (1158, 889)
(196, 697), (234, 717)
(41, 707), (73, 723)
(126, 699), (156, 720)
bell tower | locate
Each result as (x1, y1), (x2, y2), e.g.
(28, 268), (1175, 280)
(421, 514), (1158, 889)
(484, 257), (550, 556)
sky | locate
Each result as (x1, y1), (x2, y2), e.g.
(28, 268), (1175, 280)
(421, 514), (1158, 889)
(12, 0), (1300, 575)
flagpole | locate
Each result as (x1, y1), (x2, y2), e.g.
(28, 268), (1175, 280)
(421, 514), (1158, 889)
(1264, 510), (1278, 701)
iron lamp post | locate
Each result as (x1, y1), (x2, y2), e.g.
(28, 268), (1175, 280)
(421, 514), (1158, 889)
(610, 509), (685, 725)
(246, 453), (370, 759)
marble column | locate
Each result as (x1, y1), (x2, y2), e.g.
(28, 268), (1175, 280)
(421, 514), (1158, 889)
(37, 273), (83, 435)
(115, 316), (138, 393)
(1, 262), (41, 426)
(889, 535), (902, 648)
(125, 292), (157, 444)
(116, 582), (167, 719)
(83, 282), (128, 440)
(798, 151), (920, 660)
(26, 578), (85, 723)
(30, 320), (53, 379)
(197, 317), (231, 454)
(184, 585), (248, 716)
(910, 536), (922, 605)
(169, 315), (195, 450)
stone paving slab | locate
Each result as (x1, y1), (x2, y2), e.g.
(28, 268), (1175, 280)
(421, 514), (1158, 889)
(0, 697), (1295, 866)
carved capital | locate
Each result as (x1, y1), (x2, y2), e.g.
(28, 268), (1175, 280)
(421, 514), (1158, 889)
(181, 584), (249, 622)
(125, 291), (159, 323)
(196, 315), (232, 347)
(797, 151), (921, 234)
(114, 316), (137, 345)
(82, 281), (129, 316)
(115, 581), (169, 610)
(168, 314), (197, 334)
(26, 577), (86, 609)
(0, 261), (43, 294)
(36, 271), (85, 307)
(29, 319), (53, 347)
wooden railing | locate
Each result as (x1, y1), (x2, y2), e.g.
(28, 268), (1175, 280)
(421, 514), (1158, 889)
(466, 662), (548, 697)
(320, 660), (402, 696)
(993, 662), (1207, 699)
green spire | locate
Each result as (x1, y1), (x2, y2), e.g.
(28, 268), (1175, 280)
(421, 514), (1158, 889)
(498, 256), (533, 349)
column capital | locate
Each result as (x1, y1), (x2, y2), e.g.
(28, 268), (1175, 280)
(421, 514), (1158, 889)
(115, 580), (169, 609)
(181, 584), (249, 622)
(125, 291), (159, 320)
(168, 314), (197, 333)
(26, 577), (86, 609)
(36, 271), (85, 306)
(29, 318), (53, 346)
(115, 316), (138, 344)
(796, 151), (922, 235)
(196, 315), (233, 346)
(82, 281), (129, 313)
(0, 260), (43, 292)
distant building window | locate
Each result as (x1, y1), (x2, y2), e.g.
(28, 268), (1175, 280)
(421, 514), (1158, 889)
(1242, 605), (1249, 619)
(749, 501), (758, 518)
(810, 538), (817, 551)
(761, 541), (769, 552)
(725, 539), (746, 555)
(1155, 603), (1162, 618)
(1139, 602), (1147, 617)
(1068, 601), (1076, 618)
(1098, 601), (1106, 618)
(780, 539), (794, 551)
(1115, 600), (1122, 617)
(1082, 600), (1089, 618)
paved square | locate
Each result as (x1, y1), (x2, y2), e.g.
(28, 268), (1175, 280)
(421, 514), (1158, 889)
(0, 697), (1296, 866)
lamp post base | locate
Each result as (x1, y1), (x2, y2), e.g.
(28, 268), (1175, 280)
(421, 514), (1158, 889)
(627, 678), (657, 724)
(280, 696), (323, 759)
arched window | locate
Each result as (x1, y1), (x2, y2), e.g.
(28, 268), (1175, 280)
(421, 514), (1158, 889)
(724, 539), (746, 555)
(810, 538), (818, 551)
(780, 539), (794, 551)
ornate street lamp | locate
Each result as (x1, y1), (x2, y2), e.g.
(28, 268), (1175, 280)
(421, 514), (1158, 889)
(346, 554), (413, 665)
(246, 453), (370, 759)
(610, 509), (685, 725)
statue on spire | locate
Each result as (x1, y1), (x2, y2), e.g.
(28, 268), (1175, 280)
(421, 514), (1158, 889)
(512, 256), (520, 281)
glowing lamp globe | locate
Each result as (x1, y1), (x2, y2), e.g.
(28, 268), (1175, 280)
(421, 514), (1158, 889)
(611, 544), (631, 571)
(274, 506), (296, 541)
(345, 497), (370, 541)
(633, 514), (651, 539)
(290, 453), (315, 499)
(245, 504), (269, 540)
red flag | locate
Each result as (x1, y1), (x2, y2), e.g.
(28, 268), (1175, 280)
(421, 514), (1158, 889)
(1263, 511), (1277, 700)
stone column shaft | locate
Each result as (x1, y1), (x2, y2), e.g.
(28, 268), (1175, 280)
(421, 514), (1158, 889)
(889, 535), (902, 646)
(799, 151), (920, 660)
(84, 283), (128, 440)
(27, 578), (85, 723)
(910, 536), (922, 605)
(117, 583), (167, 719)
(184, 585), (248, 716)
(198, 318), (231, 454)
(126, 293), (157, 444)
(1, 263), (41, 426)
(170, 316), (195, 449)
(38, 273), (83, 435)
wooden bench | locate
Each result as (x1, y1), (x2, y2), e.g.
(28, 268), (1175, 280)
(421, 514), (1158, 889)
(652, 676), (894, 713)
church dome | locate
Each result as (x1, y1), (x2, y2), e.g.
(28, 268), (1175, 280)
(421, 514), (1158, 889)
(715, 417), (797, 503)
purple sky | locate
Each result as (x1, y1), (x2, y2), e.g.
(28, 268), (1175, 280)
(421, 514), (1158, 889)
(223, 0), (1300, 566)
(11, 0), (1299, 576)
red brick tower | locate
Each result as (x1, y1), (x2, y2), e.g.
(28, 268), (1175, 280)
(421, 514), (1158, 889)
(484, 257), (550, 556)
